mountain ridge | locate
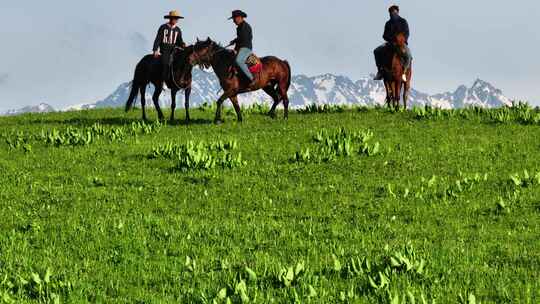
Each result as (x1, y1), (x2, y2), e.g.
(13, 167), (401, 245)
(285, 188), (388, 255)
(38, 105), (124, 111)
(85, 70), (512, 110)
(2, 71), (514, 115)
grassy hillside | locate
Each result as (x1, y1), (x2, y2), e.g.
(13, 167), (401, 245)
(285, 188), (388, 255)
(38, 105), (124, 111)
(1, 105), (539, 303)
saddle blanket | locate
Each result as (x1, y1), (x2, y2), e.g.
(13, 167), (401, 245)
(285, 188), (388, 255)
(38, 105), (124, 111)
(246, 54), (263, 74)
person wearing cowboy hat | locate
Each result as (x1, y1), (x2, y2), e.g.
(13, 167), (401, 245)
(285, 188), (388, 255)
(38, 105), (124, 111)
(373, 5), (412, 82)
(153, 10), (187, 85)
(228, 10), (256, 86)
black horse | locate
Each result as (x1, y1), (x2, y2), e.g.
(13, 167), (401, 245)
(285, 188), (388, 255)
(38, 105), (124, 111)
(125, 47), (193, 123)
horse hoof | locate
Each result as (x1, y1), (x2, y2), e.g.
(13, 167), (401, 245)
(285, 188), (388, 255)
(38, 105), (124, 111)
(214, 120), (223, 125)
(268, 112), (277, 119)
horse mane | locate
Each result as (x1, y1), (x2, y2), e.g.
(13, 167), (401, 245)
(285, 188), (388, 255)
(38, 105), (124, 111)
(193, 38), (236, 69)
(172, 46), (193, 70)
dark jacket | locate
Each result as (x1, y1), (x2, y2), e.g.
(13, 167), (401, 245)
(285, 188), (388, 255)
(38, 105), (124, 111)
(383, 14), (409, 43)
(153, 24), (184, 52)
(232, 21), (253, 51)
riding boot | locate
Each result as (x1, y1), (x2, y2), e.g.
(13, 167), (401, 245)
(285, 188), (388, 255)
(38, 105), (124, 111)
(162, 65), (170, 90)
(374, 68), (384, 80)
(248, 75), (258, 89)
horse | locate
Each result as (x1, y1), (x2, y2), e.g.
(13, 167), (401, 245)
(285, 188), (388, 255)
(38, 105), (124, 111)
(125, 46), (193, 123)
(382, 33), (412, 110)
(188, 38), (292, 124)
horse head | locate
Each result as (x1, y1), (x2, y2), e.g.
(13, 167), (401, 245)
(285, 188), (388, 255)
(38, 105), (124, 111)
(188, 38), (219, 67)
(394, 33), (407, 48)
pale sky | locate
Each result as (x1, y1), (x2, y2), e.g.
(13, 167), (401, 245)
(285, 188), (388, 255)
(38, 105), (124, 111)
(0, 1), (539, 111)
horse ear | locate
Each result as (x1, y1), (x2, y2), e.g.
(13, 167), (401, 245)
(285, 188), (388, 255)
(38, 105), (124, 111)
(206, 37), (211, 42)
(196, 37), (200, 43)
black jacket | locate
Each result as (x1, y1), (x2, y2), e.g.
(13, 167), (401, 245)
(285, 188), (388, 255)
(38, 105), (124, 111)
(153, 24), (184, 52)
(383, 14), (409, 43)
(232, 21), (253, 51)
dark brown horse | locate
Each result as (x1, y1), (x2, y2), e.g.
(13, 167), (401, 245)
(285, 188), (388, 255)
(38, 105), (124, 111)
(125, 46), (193, 123)
(188, 38), (291, 124)
(383, 33), (412, 110)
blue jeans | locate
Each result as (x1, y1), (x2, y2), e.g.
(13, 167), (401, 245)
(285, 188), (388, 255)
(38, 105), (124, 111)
(236, 47), (254, 81)
(400, 45), (412, 70)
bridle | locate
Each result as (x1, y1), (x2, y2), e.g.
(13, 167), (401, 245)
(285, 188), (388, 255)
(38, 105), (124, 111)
(190, 42), (230, 67)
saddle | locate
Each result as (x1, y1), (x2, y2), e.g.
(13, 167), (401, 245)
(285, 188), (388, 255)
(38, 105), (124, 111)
(229, 53), (263, 79)
(246, 54), (263, 74)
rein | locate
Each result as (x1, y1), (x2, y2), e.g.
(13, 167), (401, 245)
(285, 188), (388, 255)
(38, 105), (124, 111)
(192, 44), (230, 66)
(169, 47), (189, 90)
(170, 65), (182, 90)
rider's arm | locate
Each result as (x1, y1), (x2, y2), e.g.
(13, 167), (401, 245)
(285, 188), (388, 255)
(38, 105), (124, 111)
(175, 28), (185, 48)
(403, 19), (410, 41)
(383, 21), (392, 42)
(153, 25), (164, 52)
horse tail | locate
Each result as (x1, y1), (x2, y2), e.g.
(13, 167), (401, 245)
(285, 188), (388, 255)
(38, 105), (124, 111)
(125, 82), (139, 112)
(284, 60), (292, 91)
(125, 61), (145, 112)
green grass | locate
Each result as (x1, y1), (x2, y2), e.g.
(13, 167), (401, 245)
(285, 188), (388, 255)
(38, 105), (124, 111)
(0, 105), (539, 303)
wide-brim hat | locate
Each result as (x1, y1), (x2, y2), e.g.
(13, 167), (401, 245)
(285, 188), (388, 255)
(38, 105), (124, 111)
(164, 10), (184, 19)
(228, 10), (247, 19)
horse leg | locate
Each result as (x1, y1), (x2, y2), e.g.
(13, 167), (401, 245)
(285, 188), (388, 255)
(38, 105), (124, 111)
(282, 96), (290, 120)
(278, 80), (290, 120)
(403, 68), (411, 110)
(229, 96), (243, 122)
(395, 80), (402, 110)
(140, 85), (148, 121)
(263, 86), (280, 119)
(384, 82), (391, 108)
(214, 94), (228, 124)
(153, 86), (165, 121)
(184, 87), (192, 123)
(403, 81), (410, 110)
(170, 89), (177, 123)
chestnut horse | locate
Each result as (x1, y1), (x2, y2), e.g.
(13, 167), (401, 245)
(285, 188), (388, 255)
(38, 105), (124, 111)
(383, 33), (412, 110)
(125, 47), (193, 123)
(188, 38), (292, 124)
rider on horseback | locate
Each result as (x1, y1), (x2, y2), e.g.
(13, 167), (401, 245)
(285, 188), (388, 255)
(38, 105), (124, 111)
(373, 5), (412, 82)
(228, 10), (256, 87)
(153, 10), (186, 86)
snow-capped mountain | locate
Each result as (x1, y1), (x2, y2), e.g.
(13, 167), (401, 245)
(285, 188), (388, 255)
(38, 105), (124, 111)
(2, 103), (55, 116)
(1, 72), (513, 117)
(87, 70), (512, 110)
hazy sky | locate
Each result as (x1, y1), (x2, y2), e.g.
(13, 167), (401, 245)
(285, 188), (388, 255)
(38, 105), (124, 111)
(1, 1), (539, 111)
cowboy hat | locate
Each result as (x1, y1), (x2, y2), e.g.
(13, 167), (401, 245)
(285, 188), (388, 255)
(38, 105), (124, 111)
(228, 10), (247, 20)
(164, 10), (184, 19)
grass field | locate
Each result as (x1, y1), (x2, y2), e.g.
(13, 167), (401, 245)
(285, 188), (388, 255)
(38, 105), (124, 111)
(1, 105), (539, 303)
